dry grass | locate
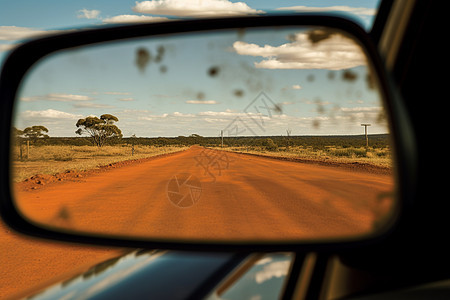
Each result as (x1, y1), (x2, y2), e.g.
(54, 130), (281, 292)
(213, 145), (393, 169)
(11, 145), (188, 182)
(11, 144), (392, 182)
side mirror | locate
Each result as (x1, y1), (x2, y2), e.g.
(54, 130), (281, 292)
(0, 15), (415, 251)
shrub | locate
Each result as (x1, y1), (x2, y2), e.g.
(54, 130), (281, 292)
(328, 148), (367, 158)
(53, 154), (73, 161)
(263, 138), (278, 151)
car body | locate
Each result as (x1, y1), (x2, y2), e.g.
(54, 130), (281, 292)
(1, 0), (446, 299)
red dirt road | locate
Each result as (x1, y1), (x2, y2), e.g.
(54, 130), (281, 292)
(14, 146), (395, 241)
(0, 220), (124, 299)
(2, 146), (394, 298)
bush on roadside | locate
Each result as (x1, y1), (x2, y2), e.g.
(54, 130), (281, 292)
(328, 148), (367, 158)
(263, 138), (278, 151)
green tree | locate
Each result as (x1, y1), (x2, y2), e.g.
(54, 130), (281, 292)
(263, 138), (278, 151)
(23, 125), (49, 142)
(11, 127), (25, 159)
(189, 133), (204, 145)
(75, 114), (122, 147)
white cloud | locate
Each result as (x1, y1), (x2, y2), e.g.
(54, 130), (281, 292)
(197, 110), (245, 117)
(72, 102), (115, 109)
(21, 93), (93, 102)
(0, 26), (61, 41)
(255, 260), (291, 284)
(282, 85), (302, 91)
(275, 5), (376, 16)
(48, 93), (93, 101)
(22, 109), (81, 119)
(0, 26), (73, 53)
(113, 103), (387, 137)
(119, 98), (134, 101)
(255, 257), (273, 265)
(0, 43), (16, 52)
(340, 106), (382, 112)
(77, 8), (101, 19)
(132, 0), (263, 17)
(186, 100), (218, 104)
(232, 31), (367, 70)
(102, 15), (169, 24)
(121, 109), (151, 113)
(137, 116), (153, 121)
(171, 111), (195, 117)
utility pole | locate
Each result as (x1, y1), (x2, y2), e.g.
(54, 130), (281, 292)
(26, 139), (29, 160)
(131, 134), (136, 156)
(221, 130), (224, 148)
(361, 124), (371, 147)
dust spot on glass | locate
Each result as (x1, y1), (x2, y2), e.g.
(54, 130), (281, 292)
(135, 45), (166, 73)
(233, 89), (244, 97)
(328, 71), (336, 80)
(315, 99), (326, 114)
(348, 113), (356, 123)
(136, 47), (151, 73)
(197, 92), (205, 100)
(52, 206), (71, 226)
(342, 69), (358, 82)
(273, 103), (283, 114)
(377, 110), (387, 123)
(239, 61), (273, 92)
(154, 45), (165, 63)
(307, 74), (315, 82)
(312, 119), (320, 129)
(208, 66), (220, 77)
(307, 29), (334, 44)
(329, 104), (341, 123)
(57, 206), (70, 220)
(236, 28), (246, 40)
(372, 192), (395, 230)
(287, 33), (297, 42)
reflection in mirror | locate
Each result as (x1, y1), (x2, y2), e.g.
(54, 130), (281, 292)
(11, 26), (396, 242)
(208, 253), (294, 300)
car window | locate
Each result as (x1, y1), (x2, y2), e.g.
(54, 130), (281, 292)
(208, 253), (294, 300)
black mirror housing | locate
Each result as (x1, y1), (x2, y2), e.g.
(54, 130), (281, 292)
(0, 14), (416, 252)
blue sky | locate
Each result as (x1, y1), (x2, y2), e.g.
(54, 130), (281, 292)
(1, 0), (386, 138)
(0, 0), (380, 56)
(0, 1), (379, 28)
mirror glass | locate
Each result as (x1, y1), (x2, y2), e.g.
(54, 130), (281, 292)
(11, 26), (396, 243)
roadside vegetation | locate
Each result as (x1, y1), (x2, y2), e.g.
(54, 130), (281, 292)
(11, 144), (188, 182)
(11, 133), (392, 182)
(12, 117), (392, 181)
(215, 144), (392, 169)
